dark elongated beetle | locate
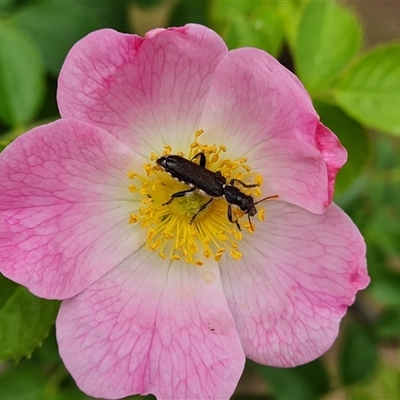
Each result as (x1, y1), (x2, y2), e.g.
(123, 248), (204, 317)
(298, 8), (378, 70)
(157, 152), (277, 230)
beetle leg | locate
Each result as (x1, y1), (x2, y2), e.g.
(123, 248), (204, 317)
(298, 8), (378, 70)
(229, 178), (258, 189)
(248, 213), (254, 231)
(191, 152), (206, 168)
(227, 204), (241, 231)
(162, 187), (196, 206)
(190, 198), (213, 224)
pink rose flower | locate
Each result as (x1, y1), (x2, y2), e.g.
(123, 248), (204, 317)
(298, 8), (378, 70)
(0, 24), (369, 399)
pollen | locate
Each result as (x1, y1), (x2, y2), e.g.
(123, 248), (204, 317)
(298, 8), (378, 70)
(126, 129), (275, 264)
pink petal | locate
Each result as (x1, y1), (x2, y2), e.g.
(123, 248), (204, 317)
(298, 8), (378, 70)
(0, 119), (143, 299)
(57, 25), (228, 153)
(200, 48), (347, 213)
(219, 201), (369, 367)
(56, 250), (245, 399)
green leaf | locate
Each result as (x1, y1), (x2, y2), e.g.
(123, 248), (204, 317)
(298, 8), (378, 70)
(0, 328), (91, 400)
(347, 358), (400, 400)
(375, 308), (400, 340)
(0, 21), (45, 127)
(339, 320), (378, 385)
(294, 1), (362, 91)
(314, 101), (370, 195)
(0, 0), (15, 12)
(56, 386), (90, 400)
(12, 2), (106, 76)
(129, 0), (164, 7)
(274, 0), (305, 51)
(367, 210), (400, 258)
(8, 329), (87, 400)
(0, 274), (60, 361)
(370, 276), (400, 308)
(0, 363), (52, 400)
(170, 0), (209, 26)
(335, 42), (400, 135)
(258, 358), (329, 400)
(210, 0), (252, 21)
(211, 1), (284, 56)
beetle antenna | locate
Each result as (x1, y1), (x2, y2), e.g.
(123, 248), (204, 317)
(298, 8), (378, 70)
(254, 194), (279, 205)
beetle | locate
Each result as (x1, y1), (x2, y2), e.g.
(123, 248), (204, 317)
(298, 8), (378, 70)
(157, 152), (277, 230)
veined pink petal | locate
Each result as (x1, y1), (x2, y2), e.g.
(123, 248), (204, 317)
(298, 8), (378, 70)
(219, 201), (368, 367)
(57, 25), (228, 154)
(0, 119), (143, 299)
(316, 122), (348, 203)
(199, 48), (347, 213)
(56, 250), (245, 400)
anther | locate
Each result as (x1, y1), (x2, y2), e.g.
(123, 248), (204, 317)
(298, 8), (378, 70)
(128, 171), (137, 179)
(129, 214), (137, 224)
(231, 250), (242, 260)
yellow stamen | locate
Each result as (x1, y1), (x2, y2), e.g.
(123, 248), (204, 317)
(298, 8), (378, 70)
(195, 129), (204, 137)
(128, 171), (137, 179)
(231, 250), (243, 260)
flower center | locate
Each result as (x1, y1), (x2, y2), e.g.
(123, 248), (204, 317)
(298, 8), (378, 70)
(127, 129), (276, 265)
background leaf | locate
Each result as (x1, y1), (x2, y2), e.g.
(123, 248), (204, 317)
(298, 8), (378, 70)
(211, 1), (284, 56)
(12, 2), (121, 76)
(129, 0), (164, 7)
(375, 308), (400, 340)
(170, 0), (209, 27)
(274, 0), (304, 51)
(257, 359), (330, 400)
(339, 320), (378, 385)
(0, 275), (59, 361)
(335, 42), (400, 135)
(0, 21), (45, 127)
(294, 1), (362, 91)
(0, 363), (54, 400)
(0, 0), (14, 12)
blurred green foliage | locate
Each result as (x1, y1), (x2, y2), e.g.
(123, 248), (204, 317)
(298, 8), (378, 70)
(294, 1), (362, 91)
(1, 0), (400, 399)
(0, 21), (45, 126)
